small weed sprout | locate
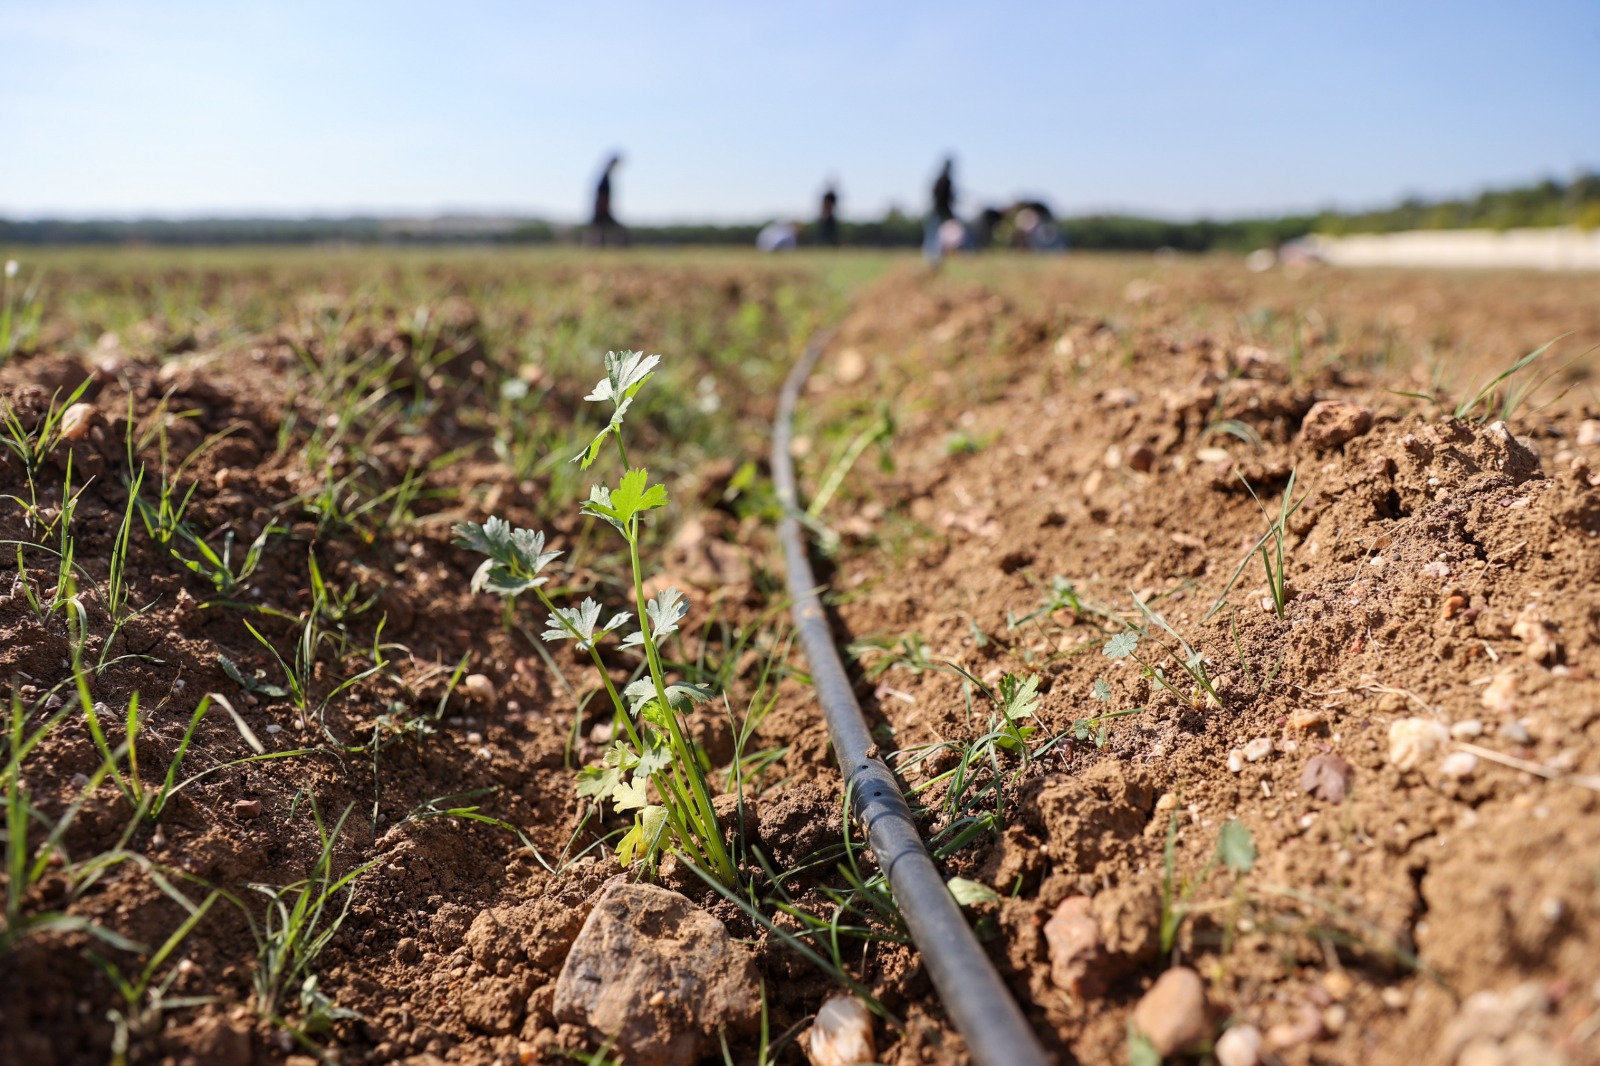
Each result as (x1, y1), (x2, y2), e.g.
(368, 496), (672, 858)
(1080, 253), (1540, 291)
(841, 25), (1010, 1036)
(1240, 469), (1304, 619)
(457, 350), (740, 888)
(1159, 814), (1257, 955)
(1103, 599), (1224, 710)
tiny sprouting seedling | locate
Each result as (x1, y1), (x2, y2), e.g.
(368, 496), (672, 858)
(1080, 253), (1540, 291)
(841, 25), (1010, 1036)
(1074, 677), (1145, 748)
(1451, 335), (1572, 424)
(89, 880), (220, 1066)
(806, 404), (896, 521)
(1, 259), (45, 362)
(248, 800), (374, 1031)
(1239, 468), (1304, 619)
(1159, 814), (1256, 955)
(172, 522), (282, 603)
(458, 350), (740, 889)
(1202, 473), (1305, 624)
(0, 377), (94, 527)
(848, 631), (936, 680)
(1103, 598), (1224, 710)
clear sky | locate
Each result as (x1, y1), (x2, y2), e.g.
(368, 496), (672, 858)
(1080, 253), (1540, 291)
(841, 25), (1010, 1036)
(3, 0), (1597, 223)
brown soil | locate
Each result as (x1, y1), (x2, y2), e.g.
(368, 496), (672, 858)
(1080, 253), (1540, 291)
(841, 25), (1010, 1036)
(2, 251), (1598, 1066)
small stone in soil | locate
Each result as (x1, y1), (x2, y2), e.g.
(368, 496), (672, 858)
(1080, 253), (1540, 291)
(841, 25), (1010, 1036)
(1299, 400), (1374, 449)
(1131, 966), (1210, 1056)
(1481, 671), (1518, 715)
(233, 799), (262, 819)
(1301, 754), (1354, 803)
(806, 994), (876, 1066)
(1438, 751), (1478, 779)
(1043, 896), (1103, 998)
(1387, 717), (1449, 771)
(1214, 1024), (1264, 1066)
(1243, 737), (1274, 762)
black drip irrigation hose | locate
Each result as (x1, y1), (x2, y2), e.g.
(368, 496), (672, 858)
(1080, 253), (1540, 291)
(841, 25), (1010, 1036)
(772, 333), (1052, 1066)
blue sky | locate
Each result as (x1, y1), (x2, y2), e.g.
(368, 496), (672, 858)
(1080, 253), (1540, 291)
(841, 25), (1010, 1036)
(2, 0), (1597, 222)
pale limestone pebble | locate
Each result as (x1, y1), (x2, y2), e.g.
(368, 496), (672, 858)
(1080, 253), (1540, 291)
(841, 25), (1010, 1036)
(1266, 1003), (1325, 1051)
(1481, 671), (1519, 715)
(1227, 748), (1247, 773)
(1420, 560), (1452, 581)
(1450, 719), (1484, 739)
(59, 402), (99, 441)
(1042, 896), (1102, 998)
(1243, 737), (1274, 763)
(1131, 967), (1210, 1057)
(1214, 1023), (1264, 1066)
(804, 994), (875, 1066)
(1438, 751), (1479, 779)
(1443, 984), (1565, 1066)
(1287, 708), (1326, 732)
(1510, 604), (1561, 665)
(463, 673), (497, 709)
(1577, 419), (1600, 446)
(1388, 718), (1449, 771)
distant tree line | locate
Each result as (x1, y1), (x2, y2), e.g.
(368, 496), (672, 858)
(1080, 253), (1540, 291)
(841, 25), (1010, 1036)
(4, 173), (1596, 250)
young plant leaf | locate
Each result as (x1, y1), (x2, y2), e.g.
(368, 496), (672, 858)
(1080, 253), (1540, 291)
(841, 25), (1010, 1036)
(947, 877), (1001, 907)
(1218, 818), (1257, 873)
(1103, 631), (1140, 660)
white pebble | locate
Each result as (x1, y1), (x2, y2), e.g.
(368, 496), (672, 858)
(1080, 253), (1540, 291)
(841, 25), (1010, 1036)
(806, 994), (876, 1066)
(1215, 1024), (1264, 1066)
(1388, 718), (1449, 771)
(1449, 719), (1484, 739)
(1243, 737), (1274, 762)
(1227, 749), (1246, 773)
(1438, 751), (1478, 779)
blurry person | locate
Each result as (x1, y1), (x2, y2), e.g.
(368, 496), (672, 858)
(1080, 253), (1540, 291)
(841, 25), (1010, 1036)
(757, 221), (801, 252)
(587, 154), (627, 246)
(818, 185), (840, 246)
(925, 156), (972, 263)
(932, 157), (955, 223)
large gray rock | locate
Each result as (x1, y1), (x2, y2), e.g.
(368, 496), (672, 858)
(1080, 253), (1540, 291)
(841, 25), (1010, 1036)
(553, 882), (759, 1065)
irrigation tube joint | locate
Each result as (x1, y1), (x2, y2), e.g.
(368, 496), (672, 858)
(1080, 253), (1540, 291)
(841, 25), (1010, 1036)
(772, 334), (1052, 1066)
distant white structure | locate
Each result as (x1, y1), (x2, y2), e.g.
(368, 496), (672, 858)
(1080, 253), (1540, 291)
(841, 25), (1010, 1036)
(757, 222), (800, 252)
(1303, 226), (1600, 271)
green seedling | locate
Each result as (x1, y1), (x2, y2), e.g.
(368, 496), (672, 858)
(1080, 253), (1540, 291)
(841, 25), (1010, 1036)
(1452, 335), (1571, 424)
(1239, 469), (1304, 619)
(458, 350), (740, 888)
(0, 377), (93, 527)
(807, 404), (896, 520)
(172, 522), (282, 602)
(90, 882), (220, 1066)
(1159, 814), (1256, 955)
(1103, 597), (1224, 710)
(248, 800), (374, 1031)
(848, 631), (936, 680)
(1, 259), (45, 362)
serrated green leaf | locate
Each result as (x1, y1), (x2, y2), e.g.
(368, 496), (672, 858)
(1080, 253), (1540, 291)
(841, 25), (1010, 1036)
(612, 777), (649, 813)
(997, 673), (1040, 721)
(576, 762), (623, 801)
(1218, 818), (1257, 873)
(1103, 631), (1140, 660)
(609, 468), (668, 522)
(947, 877), (1001, 907)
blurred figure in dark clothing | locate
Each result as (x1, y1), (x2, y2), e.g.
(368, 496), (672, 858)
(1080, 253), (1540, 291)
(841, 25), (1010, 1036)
(932, 157), (955, 222)
(925, 156), (970, 263)
(818, 185), (840, 246)
(587, 154), (627, 246)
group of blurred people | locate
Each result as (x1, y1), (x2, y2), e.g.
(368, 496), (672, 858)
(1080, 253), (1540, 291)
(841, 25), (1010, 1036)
(584, 153), (1065, 258)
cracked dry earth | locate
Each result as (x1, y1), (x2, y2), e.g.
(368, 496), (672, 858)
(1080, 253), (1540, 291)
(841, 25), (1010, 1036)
(2, 252), (1599, 1066)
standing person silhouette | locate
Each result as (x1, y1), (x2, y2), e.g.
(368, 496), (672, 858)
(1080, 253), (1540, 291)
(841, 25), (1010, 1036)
(588, 154), (627, 246)
(818, 184), (840, 246)
(925, 156), (966, 263)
